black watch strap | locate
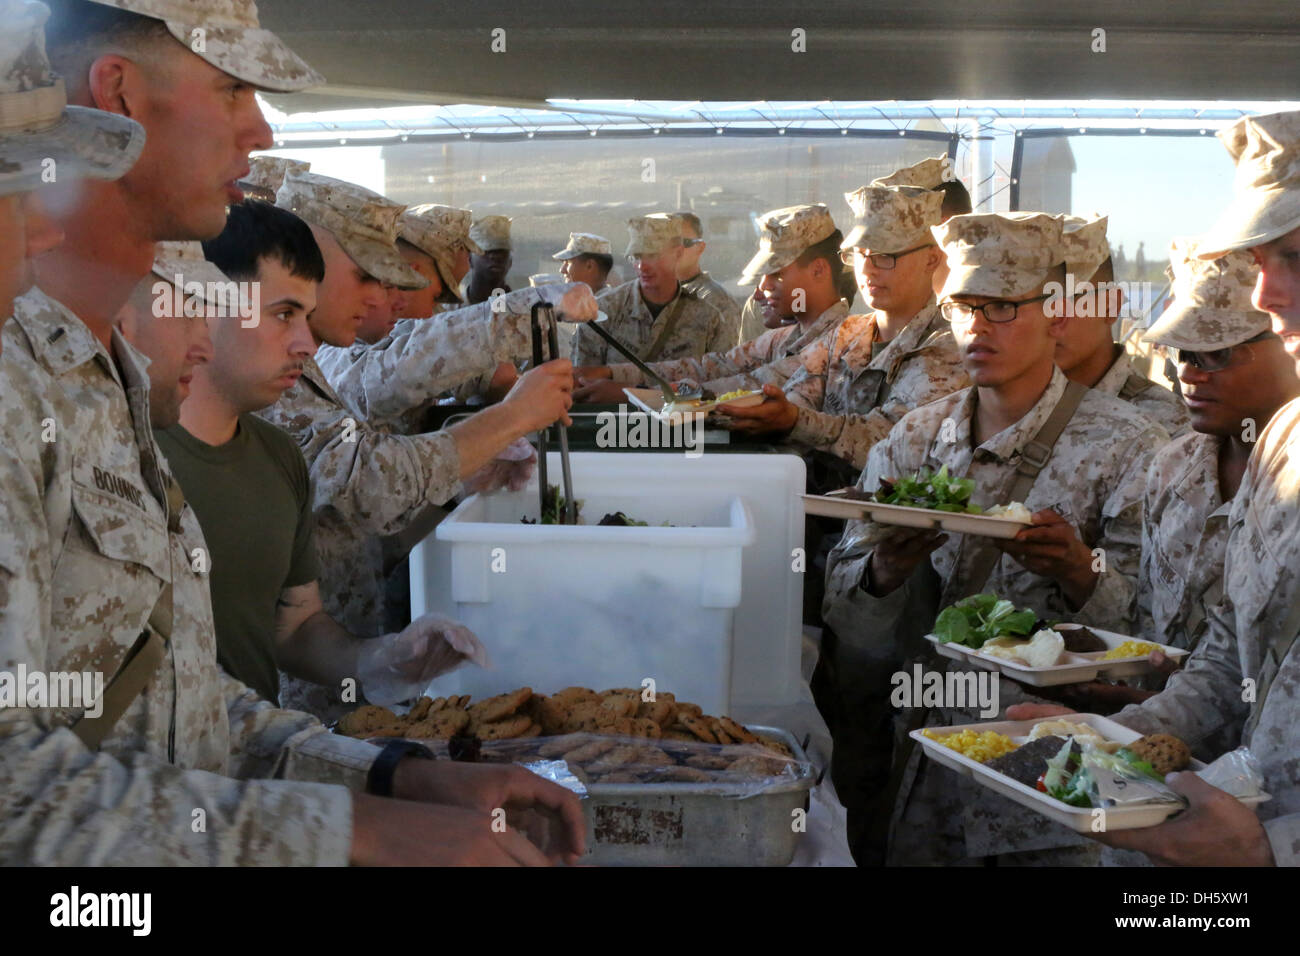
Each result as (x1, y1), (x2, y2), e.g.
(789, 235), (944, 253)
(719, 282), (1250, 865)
(366, 739), (435, 797)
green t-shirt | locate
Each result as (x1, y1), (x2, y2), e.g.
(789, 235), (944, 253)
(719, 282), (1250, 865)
(155, 414), (320, 704)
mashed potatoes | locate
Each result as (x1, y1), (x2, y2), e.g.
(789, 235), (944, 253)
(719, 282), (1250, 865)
(985, 501), (1032, 523)
(922, 728), (1019, 763)
(977, 629), (1065, 668)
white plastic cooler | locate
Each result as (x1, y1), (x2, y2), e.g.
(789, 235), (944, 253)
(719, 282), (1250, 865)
(409, 452), (806, 714)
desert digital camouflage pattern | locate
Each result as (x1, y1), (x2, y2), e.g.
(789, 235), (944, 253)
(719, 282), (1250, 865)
(841, 185), (944, 253)
(276, 169), (426, 289)
(1137, 431), (1230, 651)
(0, 288), (375, 865)
(785, 299), (970, 470)
(936, 212), (1067, 300)
(871, 154), (949, 190)
(1093, 349), (1190, 438)
(0, 0), (145, 193)
(572, 279), (734, 367)
(1115, 396), (1300, 865)
(1060, 214), (1111, 280)
(1197, 109), (1300, 258)
(602, 301), (848, 397)
(739, 204), (837, 284)
(239, 155), (309, 201)
(552, 232), (611, 259)
(469, 214), (512, 252)
(1144, 240), (1271, 351)
(315, 285), (575, 433)
(87, 0), (323, 92)
(823, 366), (1167, 865)
(679, 271), (742, 346)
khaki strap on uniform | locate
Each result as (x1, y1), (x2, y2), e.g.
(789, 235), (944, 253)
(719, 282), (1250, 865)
(70, 584), (173, 750)
(940, 380), (1089, 606)
(640, 291), (689, 363)
(1243, 595), (1300, 740)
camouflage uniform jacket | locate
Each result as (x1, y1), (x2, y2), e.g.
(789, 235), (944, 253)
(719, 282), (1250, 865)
(1138, 431), (1231, 650)
(314, 287), (555, 434)
(258, 357), (461, 713)
(1116, 397), (1300, 866)
(572, 280), (735, 368)
(1094, 349), (1191, 439)
(738, 294), (767, 343)
(784, 299), (970, 470)
(604, 301), (850, 398)
(822, 367), (1166, 864)
(679, 271), (742, 347)
(0, 288), (376, 866)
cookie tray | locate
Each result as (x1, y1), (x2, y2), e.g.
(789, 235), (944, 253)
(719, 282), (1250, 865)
(581, 725), (815, 867)
(913, 714), (1270, 832)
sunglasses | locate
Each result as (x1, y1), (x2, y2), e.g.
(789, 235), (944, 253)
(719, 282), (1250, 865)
(1176, 331), (1278, 371)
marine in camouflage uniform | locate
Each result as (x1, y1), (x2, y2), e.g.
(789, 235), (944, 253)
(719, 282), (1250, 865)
(1102, 111), (1300, 867)
(1136, 242), (1286, 654)
(0, 0), (375, 865)
(595, 205), (848, 397)
(571, 215), (736, 367)
(782, 184), (970, 472)
(1059, 214), (1191, 438)
(823, 213), (1166, 866)
(673, 211), (743, 346)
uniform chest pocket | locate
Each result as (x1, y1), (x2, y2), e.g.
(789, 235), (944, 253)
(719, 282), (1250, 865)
(66, 480), (170, 581)
(832, 367), (887, 415)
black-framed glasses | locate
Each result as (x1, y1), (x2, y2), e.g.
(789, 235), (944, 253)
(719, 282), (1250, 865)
(1176, 331), (1277, 372)
(941, 293), (1053, 325)
(839, 243), (933, 270)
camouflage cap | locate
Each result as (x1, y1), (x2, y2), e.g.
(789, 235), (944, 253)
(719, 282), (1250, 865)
(151, 240), (242, 311)
(739, 204), (837, 285)
(400, 203), (478, 300)
(934, 212), (1066, 300)
(1143, 238), (1270, 351)
(1060, 214), (1112, 280)
(85, 0), (323, 92)
(841, 185), (943, 253)
(1198, 110), (1300, 258)
(625, 214), (681, 257)
(238, 155), (309, 202)
(276, 169), (428, 290)
(871, 155), (950, 190)
(552, 232), (612, 260)
(0, 0), (145, 196)
(469, 214), (512, 252)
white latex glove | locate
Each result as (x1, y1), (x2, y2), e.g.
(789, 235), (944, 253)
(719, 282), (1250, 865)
(356, 613), (490, 706)
(537, 281), (598, 322)
(462, 437), (537, 495)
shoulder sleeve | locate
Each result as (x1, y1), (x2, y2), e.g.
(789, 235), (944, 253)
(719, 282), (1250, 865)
(321, 289), (545, 429)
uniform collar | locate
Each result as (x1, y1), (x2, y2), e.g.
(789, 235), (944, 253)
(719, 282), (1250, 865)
(1092, 347), (1133, 397)
(935, 365), (1071, 463)
(878, 295), (944, 355)
(301, 355), (347, 406)
(787, 299), (851, 354)
(1169, 431), (1229, 513)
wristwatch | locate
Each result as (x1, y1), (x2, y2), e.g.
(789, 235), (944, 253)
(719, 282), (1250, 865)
(366, 739), (435, 797)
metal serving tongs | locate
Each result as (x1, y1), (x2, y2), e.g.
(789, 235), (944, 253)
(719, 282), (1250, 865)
(531, 302), (576, 524)
(582, 319), (702, 409)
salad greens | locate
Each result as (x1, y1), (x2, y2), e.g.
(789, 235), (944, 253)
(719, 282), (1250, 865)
(873, 466), (983, 514)
(1043, 740), (1165, 808)
(933, 593), (1040, 649)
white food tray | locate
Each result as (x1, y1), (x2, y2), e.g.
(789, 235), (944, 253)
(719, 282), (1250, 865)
(925, 625), (1191, 687)
(801, 492), (1028, 539)
(912, 713), (1269, 832)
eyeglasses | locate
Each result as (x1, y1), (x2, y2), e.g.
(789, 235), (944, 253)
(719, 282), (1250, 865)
(838, 243), (933, 270)
(682, 238), (704, 248)
(941, 293), (1053, 325)
(1176, 331), (1277, 372)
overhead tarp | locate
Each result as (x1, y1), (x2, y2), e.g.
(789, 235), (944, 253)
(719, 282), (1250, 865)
(257, 0), (1300, 114)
